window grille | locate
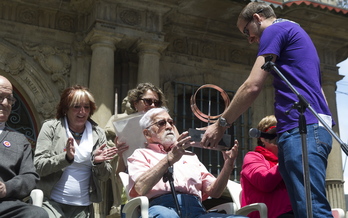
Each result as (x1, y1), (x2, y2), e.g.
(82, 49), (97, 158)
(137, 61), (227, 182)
(7, 91), (37, 148)
(171, 81), (252, 181)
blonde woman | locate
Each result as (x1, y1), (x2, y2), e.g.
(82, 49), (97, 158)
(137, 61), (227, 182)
(240, 115), (293, 218)
(34, 85), (117, 218)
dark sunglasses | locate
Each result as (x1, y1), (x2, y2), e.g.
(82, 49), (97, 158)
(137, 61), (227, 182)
(140, 98), (162, 107)
(147, 119), (175, 129)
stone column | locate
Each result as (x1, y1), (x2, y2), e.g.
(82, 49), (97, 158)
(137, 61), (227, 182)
(322, 66), (346, 211)
(133, 39), (169, 87)
(85, 30), (122, 127)
(71, 42), (90, 87)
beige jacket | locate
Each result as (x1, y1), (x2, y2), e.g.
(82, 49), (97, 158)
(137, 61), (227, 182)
(34, 118), (112, 203)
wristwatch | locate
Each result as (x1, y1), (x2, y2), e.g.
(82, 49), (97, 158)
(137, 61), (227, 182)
(218, 117), (232, 127)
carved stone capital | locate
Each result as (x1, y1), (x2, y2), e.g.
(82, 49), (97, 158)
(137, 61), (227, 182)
(321, 71), (343, 87)
(132, 38), (169, 55)
(85, 29), (124, 51)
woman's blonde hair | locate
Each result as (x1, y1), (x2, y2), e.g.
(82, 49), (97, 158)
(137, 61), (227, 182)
(257, 115), (277, 147)
(56, 85), (96, 119)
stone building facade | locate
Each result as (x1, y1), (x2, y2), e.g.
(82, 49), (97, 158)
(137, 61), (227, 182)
(1, 0), (347, 217)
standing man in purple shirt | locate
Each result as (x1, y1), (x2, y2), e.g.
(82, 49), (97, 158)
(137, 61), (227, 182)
(201, 2), (333, 218)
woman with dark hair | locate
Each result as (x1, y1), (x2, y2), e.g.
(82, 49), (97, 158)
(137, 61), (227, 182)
(127, 82), (166, 112)
(34, 85), (117, 218)
(104, 82), (169, 216)
(106, 82), (168, 172)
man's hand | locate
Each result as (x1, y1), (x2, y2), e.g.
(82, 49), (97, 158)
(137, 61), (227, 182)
(167, 131), (194, 165)
(93, 144), (118, 164)
(200, 122), (227, 149)
(0, 181), (6, 198)
(222, 140), (239, 168)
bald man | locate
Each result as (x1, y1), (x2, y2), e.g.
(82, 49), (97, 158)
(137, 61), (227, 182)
(0, 76), (48, 218)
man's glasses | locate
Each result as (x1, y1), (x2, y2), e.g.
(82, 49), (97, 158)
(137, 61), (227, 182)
(147, 119), (175, 129)
(243, 20), (253, 37)
(243, 8), (264, 38)
(140, 98), (162, 107)
(0, 96), (16, 105)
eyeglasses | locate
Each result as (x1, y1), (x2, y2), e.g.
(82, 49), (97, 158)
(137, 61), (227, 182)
(243, 8), (264, 38)
(0, 95), (16, 105)
(140, 98), (162, 107)
(147, 119), (175, 129)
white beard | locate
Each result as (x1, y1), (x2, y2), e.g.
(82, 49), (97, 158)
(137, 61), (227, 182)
(161, 131), (177, 146)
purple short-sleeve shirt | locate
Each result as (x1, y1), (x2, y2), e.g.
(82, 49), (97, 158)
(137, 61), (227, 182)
(258, 20), (333, 133)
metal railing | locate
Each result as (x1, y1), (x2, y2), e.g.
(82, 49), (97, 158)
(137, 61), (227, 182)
(8, 92), (37, 148)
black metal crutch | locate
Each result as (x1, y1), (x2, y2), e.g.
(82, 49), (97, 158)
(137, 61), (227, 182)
(163, 166), (182, 217)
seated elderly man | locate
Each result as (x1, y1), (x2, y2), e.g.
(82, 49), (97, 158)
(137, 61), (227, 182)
(127, 107), (247, 218)
(0, 75), (48, 218)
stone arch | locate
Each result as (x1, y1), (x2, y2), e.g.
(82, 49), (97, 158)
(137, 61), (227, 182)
(0, 38), (62, 141)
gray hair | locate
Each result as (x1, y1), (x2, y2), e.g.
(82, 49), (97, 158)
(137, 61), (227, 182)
(139, 107), (169, 130)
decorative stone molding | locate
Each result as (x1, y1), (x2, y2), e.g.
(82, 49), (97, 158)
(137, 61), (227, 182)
(20, 75), (56, 119)
(1, 37), (70, 93)
(120, 9), (142, 26)
(56, 13), (76, 32)
(0, 52), (25, 75)
(20, 72), (57, 120)
(17, 5), (38, 25)
(21, 43), (71, 92)
(116, 0), (172, 32)
(0, 38), (59, 121)
(37, 98), (57, 119)
(165, 35), (252, 65)
(0, 1), (77, 32)
(70, 0), (95, 14)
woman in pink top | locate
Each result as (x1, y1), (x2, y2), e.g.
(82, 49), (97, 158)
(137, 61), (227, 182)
(240, 115), (293, 218)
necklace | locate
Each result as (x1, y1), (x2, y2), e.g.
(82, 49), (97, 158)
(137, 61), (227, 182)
(69, 128), (83, 140)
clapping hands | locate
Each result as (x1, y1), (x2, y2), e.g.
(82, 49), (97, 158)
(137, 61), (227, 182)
(92, 144), (118, 164)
